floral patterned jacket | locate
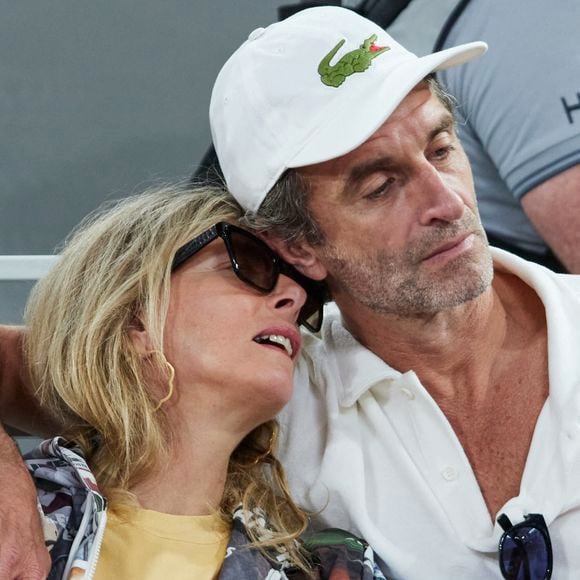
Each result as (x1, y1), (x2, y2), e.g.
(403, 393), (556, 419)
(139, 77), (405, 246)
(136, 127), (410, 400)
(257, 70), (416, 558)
(25, 438), (389, 580)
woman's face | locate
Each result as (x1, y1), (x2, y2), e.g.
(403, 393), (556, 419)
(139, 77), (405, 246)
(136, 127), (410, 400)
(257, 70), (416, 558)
(159, 236), (306, 436)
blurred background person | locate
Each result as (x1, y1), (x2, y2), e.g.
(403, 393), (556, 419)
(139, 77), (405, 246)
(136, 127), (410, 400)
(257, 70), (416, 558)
(384, 0), (580, 271)
(433, 0), (580, 272)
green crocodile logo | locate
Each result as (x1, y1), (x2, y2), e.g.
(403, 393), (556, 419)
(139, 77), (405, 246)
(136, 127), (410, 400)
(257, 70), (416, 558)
(318, 34), (390, 88)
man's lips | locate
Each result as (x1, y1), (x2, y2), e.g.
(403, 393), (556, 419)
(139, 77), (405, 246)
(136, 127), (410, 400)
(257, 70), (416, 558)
(422, 233), (474, 262)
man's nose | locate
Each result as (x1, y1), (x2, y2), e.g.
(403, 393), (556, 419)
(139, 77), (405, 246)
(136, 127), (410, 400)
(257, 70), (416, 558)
(416, 164), (465, 226)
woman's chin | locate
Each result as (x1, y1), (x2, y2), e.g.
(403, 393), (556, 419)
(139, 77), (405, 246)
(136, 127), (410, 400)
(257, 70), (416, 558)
(251, 374), (295, 419)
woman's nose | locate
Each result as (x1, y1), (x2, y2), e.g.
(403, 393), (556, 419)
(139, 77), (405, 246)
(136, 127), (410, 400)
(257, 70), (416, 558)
(268, 274), (307, 322)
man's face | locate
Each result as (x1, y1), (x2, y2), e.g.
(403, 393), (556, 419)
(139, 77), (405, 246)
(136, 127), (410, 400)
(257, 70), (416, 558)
(298, 84), (493, 317)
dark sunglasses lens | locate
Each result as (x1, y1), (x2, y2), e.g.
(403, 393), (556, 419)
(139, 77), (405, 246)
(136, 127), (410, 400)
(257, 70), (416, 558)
(500, 526), (550, 580)
(298, 293), (322, 333)
(229, 230), (277, 291)
(229, 227), (324, 332)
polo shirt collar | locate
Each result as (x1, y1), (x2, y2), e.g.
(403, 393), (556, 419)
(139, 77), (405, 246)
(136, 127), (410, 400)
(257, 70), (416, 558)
(320, 303), (402, 408)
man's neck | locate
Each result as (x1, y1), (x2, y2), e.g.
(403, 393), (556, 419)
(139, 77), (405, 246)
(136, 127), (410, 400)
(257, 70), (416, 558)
(339, 267), (548, 517)
(338, 269), (537, 404)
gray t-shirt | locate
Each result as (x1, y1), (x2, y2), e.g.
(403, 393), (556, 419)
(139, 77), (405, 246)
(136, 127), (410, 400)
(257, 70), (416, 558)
(436, 0), (580, 256)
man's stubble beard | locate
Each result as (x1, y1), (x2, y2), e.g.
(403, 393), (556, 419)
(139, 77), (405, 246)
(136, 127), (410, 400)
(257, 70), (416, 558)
(319, 214), (494, 318)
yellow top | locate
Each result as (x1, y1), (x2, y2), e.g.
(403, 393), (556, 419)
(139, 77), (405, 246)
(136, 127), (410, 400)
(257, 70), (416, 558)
(93, 506), (230, 580)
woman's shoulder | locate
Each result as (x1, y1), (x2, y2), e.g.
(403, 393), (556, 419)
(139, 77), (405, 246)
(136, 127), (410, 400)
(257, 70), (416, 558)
(221, 508), (389, 580)
(25, 437), (107, 579)
(298, 527), (389, 580)
(25, 437), (103, 502)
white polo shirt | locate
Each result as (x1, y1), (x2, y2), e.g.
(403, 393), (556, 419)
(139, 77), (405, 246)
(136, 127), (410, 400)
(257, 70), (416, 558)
(279, 249), (580, 579)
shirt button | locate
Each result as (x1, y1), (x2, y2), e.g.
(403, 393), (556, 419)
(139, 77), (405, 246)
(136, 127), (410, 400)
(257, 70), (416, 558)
(401, 387), (415, 400)
(441, 466), (458, 481)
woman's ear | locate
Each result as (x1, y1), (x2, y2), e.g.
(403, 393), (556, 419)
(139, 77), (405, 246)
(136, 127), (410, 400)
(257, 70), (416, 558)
(263, 232), (327, 281)
(127, 317), (154, 356)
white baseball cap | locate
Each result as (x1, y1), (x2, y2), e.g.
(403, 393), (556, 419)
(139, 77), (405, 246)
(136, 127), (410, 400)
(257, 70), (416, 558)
(210, 6), (487, 213)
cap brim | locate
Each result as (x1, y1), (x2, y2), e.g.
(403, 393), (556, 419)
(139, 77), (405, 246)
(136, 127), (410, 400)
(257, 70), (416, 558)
(289, 41), (487, 168)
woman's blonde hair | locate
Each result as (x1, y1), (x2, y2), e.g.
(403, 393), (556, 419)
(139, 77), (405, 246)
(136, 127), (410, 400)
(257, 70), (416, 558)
(25, 183), (309, 568)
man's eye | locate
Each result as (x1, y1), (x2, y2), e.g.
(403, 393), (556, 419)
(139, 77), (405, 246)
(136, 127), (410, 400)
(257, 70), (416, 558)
(363, 177), (395, 200)
(432, 145), (455, 160)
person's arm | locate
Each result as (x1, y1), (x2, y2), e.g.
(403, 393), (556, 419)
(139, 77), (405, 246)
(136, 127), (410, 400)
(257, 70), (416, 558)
(521, 165), (580, 273)
(0, 325), (54, 578)
(0, 325), (58, 434)
(0, 428), (51, 579)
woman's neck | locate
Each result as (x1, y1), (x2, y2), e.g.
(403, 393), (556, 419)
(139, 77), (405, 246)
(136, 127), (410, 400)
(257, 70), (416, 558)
(130, 423), (236, 516)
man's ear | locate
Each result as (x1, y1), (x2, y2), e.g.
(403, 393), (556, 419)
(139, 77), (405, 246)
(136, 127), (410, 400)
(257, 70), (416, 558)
(127, 317), (154, 356)
(263, 232), (328, 281)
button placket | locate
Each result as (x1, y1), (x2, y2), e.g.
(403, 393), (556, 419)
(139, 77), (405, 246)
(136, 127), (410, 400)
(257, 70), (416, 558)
(398, 371), (493, 546)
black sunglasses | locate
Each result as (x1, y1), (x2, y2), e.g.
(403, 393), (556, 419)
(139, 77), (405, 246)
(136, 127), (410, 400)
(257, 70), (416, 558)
(172, 222), (326, 333)
(497, 513), (553, 580)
